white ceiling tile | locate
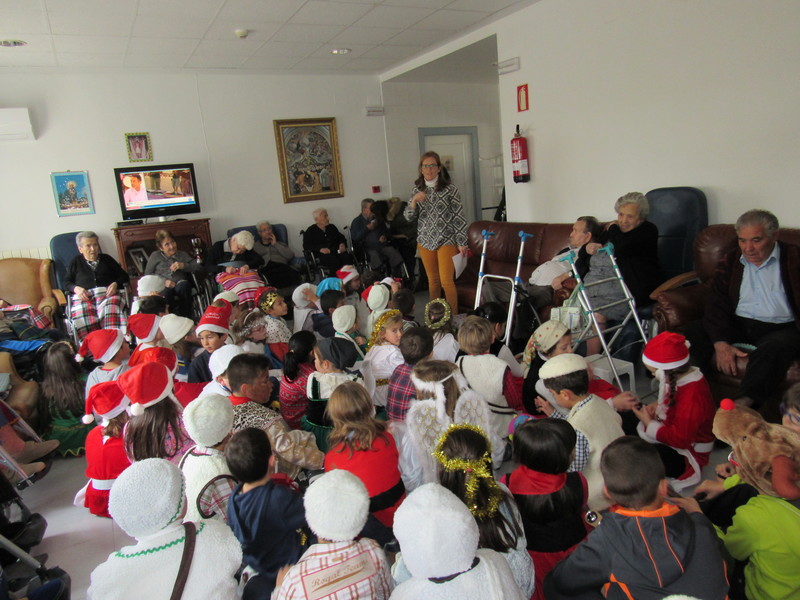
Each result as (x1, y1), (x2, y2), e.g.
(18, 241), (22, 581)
(131, 15), (210, 40)
(360, 43), (418, 60)
(52, 35), (129, 54)
(354, 5), (433, 29)
(240, 54), (301, 70)
(49, 13), (132, 36)
(0, 12), (50, 35)
(290, 1), (373, 26)
(204, 20), (282, 42)
(123, 53), (190, 68)
(193, 39), (260, 57)
(415, 9), (486, 31)
(253, 41), (317, 59)
(446, 0), (518, 11)
(0, 52), (56, 67)
(126, 37), (199, 55)
(218, 0), (307, 23)
(56, 53), (124, 67)
(271, 23), (344, 44)
(136, 0), (223, 18)
(329, 26), (402, 46)
(45, 0), (136, 17)
(184, 54), (245, 68)
(382, 0), (450, 8)
(342, 56), (395, 70)
(386, 28), (447, 46)
(0, 0), (41, 10)
(291, 56), (348, 70)
(324, 0), (380, 4)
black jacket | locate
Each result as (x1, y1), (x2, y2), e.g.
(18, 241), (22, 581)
(64, 254), (129, 293)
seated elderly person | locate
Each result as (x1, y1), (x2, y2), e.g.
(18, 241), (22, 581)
(253, 220), (302, 289)
(64, 231), (130, 341)
(302, 208), (351, 272)
(143, 229), (202, 318)
(207, 230), (265, 307)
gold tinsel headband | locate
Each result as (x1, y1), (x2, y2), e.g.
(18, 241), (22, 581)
(433, 423), (501, 520)
(424, 298), (452, 330)
(366, 309), (402, 351)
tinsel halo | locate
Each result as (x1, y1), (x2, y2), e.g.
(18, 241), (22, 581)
(366, 309), (401, 351)
(424, 298), (452, 330)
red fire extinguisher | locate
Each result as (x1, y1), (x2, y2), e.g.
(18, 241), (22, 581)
(510, 124), (530, 183)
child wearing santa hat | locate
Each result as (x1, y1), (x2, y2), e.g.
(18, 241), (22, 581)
(135, 346), (206, 408)
(80, 329), (131, 395)
(76, 380), (132, 518)
(119, 362), (192, 465)
(126, 312), (163, 365)
(632, 331), (716, 490)
(188, 301), (232, 383)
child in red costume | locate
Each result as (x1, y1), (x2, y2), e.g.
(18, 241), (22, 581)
(633, 331), (716, 490)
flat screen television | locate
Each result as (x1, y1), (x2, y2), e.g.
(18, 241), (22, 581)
(114, 163), (200, 221)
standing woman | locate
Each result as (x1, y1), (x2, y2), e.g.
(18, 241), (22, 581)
(405, 151), (469, 313)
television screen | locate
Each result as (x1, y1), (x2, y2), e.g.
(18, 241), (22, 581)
(114, 163), (200, 221)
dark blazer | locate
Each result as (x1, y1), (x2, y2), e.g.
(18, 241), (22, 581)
(601, 221), (665, 306)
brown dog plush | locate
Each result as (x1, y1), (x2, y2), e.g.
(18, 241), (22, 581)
(713, 398), (800, 499)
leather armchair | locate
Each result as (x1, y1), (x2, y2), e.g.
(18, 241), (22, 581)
(0, 351), (40, 429)
(0, 258), (58, 326)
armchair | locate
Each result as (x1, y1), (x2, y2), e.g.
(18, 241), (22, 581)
(0, 258), (58, 327)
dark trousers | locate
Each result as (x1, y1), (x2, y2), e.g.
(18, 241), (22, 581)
(687, 316), (800, 409)
(163, 279), (193, 319)
(259, 262), (302, 289)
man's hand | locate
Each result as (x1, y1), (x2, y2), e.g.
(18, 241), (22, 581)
(586, 242), (602, 255)
(534, 396), (554, 416)
(366, 220), (377, 230)
(74, 286), (90, 302)
(551, 272), (569, 290)
(694, 479), (725, 501)
(105, 282), (118, 297)
(319, 248), (331, 255)
(611, 391), (639, 411)
(714, 341), (747, 376)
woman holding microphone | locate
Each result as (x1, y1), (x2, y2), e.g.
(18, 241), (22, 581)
(404, 151), (469, 313)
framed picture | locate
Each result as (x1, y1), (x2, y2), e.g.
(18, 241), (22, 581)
(273, 117), (344, 203)
(51, 171), (95, 217)
(127, 247), (149, 274)
(125, 132), (152, 162)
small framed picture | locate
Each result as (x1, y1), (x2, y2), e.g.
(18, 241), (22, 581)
(127, 247), (149, 274)
(125, 132), (152, 162)
(51, 171), (95, 217)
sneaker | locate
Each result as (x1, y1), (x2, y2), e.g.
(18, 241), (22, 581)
(14, 440), (60, 464)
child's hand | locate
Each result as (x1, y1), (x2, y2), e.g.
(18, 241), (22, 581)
(632, 403), (655, 425)
(355, 336), (367, 345)
(534, 396), (554, 416)
(695, 479), (725, 501)
(611, 391), (639, 411)
(667, 495), (702, 514)
(715, 461), (736, 479)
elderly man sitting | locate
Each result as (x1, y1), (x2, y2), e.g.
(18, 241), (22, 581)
(351, 199), (405, 277)
(302, 208), (351, 272)
(253, 220), (302, 288)
(64, 231), (129, 340)
(207, 230), (265, 307)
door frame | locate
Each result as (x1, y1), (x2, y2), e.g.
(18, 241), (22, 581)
(418, 127), (482, 219)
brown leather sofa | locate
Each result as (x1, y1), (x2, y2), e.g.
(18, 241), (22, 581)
(651, 224), (800, 407)
(0, 258), (58, 326)
(456, 221), (573, 311)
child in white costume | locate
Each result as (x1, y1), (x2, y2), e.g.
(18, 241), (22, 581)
(88, 458), (241, 600)
(361, 310), (405, 408)
(423, 298), (459, 362)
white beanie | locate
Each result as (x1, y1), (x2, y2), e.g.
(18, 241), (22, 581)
(292, 283), (317, 309)
(137, 275), (166, 296)
(304, 470), (369, 542)
(332, 304), (357, 334)
(539, 352), (587, 380)
(109, 458), (185, 539)
(393, 483), (478, 579)
(159, 314), (195, 345)
(183, 394), (234, 448)
(209, 344), (245, 379)
(367, 284), (390, 311)
(213, 291), (239, 305)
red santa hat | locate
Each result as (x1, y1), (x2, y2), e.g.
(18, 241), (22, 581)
(128, 313), (160, 343)
(135, 346), (179, 377)
(336, 265), (359, 286)
(360, 285), (373, 304)
(77, 329), (125, 364)
(81, 380), (130, 425)
(196, 302), (231, 336)
(643, 332), (690, 371)
(117, 362), (176, 417)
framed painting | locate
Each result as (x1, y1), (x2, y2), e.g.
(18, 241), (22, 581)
(51, 171), (95, 217)
(125, 132), (152, 162)
(273, 117), (344, 203)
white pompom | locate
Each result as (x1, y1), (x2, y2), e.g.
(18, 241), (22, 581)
(131, 403), (145, 417)
(75, 353), (84, 363)
(82, 414), (95, 425)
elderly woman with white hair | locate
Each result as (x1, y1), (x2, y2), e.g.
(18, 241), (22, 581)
(302, 208), (351, 272)
(206, 230), (265, 307)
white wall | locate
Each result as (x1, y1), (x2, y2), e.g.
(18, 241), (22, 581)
(382, 80), (504, 217)
(0, 71), (388, 256)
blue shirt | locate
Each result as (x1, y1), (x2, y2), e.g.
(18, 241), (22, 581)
(736, 243), (794, 323)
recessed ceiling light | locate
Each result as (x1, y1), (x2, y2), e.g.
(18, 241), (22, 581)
(0, 40), (27, 48)
(330, 48), (351, 55)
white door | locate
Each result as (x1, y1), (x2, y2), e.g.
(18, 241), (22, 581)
(422, 134), (478, 224)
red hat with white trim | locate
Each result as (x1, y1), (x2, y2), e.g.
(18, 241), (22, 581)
(196, 302), (231, 336)
(129, 313), (160, 343)
(81, 380), (130, 425)
(336, 265), (359, 286)
(136, 346), (179, 377)
(643, 331), (690, 370)
(117, 362), (175, 417)
(77, 329), (125, 364)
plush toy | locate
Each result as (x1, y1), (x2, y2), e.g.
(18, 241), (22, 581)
(713, 398), (800, 500)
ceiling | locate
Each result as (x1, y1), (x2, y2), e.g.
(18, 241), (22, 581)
(0, 0), (533, 75)
(385, 34), (497, 83)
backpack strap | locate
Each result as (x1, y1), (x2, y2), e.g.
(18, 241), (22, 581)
(169, 522), (197, 600)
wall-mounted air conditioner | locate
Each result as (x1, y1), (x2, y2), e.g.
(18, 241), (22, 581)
(0, 108), (35, 141)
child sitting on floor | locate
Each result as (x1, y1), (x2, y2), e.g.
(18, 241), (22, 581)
(387, 327), (433, 422)
(256, 287), (292, 364)
(465, 302), (523, 377)
(423, 298), (459, 362)
(279, 331), (317, 430)
(188, 302), (232, 383)
(127, 313), (162, 365)
(291, 283), (319, 333)
(332, 304), (367, 358)
(393, 288), (418, 331)
(158, 314), (197, 382)
(312, 289), (345, 339)
(544, 437), (729, 600)
(226, 428), (309, 599)
(362, 309), (405, 410)
(229, 308), (268, 354)
(80, 329), (130, 394)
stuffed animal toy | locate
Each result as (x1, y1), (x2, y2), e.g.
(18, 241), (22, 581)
(713, 398), (800, 500)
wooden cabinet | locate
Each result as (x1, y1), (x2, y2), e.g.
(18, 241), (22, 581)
(112, 218), (212, 276)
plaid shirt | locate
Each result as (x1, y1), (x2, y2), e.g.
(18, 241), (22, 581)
(0, 304), (51, 329)
(272, 538), (393, 600)
(551, 396), (591, 473)
(387, 363), (415, 422)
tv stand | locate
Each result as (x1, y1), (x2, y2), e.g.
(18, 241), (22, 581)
(112, 218), (212, 276)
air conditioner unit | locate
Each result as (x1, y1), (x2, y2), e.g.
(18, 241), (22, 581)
(0, 108), (35, 141)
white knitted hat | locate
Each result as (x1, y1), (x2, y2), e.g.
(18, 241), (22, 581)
(109, 458), (186, 539)
(304, 470), (369, 542)
(291, 283), (317, 309)
(209, 344), (245, 379)
(159, 314), (195, 345)
(539, 353), (587, 380)
(367, 284), (390, 311)
(183, 394), (234, 448)
(393, 483), (478, 579)
(137, 275), (166, 296)
(213, 291), (239, 305)
(332, 304), (357, 334)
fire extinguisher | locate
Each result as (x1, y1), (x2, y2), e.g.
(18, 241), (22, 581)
(510, 124), (530, 183)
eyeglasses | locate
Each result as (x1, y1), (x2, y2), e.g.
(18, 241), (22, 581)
(779, 402), (800, 425)
(421, 164), (439, 169)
